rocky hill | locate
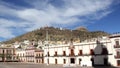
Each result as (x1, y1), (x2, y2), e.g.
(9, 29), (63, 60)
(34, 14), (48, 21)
(3, 27), (109, 44)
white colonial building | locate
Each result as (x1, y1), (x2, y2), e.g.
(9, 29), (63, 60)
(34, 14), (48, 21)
(44, 34), (120, 67)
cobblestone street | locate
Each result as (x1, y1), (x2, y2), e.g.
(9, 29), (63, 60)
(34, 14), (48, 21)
(0, 62), (118, 68)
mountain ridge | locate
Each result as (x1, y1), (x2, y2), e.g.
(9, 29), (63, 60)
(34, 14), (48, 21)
(3, 26), (110, 44)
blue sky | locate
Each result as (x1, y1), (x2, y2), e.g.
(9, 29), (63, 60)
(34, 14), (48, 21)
(0, 0), (120, 42)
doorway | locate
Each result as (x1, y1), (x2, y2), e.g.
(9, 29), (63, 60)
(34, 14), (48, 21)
(91, 58), (94, 66)
(63, 59), (66, 64)
(55, 59), (57, 64)
(104, 58), (108, 66)
(70, 58), (75, 64)
(117, 60), (120, 66)
(79, 59), (81, 65)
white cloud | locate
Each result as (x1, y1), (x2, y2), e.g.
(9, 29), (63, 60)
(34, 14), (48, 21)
(0, 19), (17, 37)
(0, 27), (15, 39)
(0, 4), (17, 17)
(16, 0), (113, 30)
(0, 0), (118, 40)
(63, 0), (112, 17)
(0, 18), (31, 39)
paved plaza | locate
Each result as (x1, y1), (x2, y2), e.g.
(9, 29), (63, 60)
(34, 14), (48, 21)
(0, 62), (118, 68)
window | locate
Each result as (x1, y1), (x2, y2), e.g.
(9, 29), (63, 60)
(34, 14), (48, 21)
(36, 54), (38, 57)
(6, 50), (9, 54)
(70, 49), (74, 56)
(18, 54), (19, 57)
(63, 51), (66, 56)
(116, 40), (119, 46)
(3, 50), (4, 54)
(114, 40), (120, 48)
(54, 51), (57, 56)
(23, 53), (24, 57)
(42, 58), (44, 63)
(13, 49), (15, 55)
(37, 60), (38, 63)
(42, 53), (43, 57)
(117, 51), (120, 57)
(78, 50), (82, 55)
(7, 50), (11, 54)
(90, 49), (94, 55)
(9, 50), (11, 54)
(63, 59), (66, 64)
(39, 54), (41, 57)
(0, 49), (1, 54)
(47, 52), (50, 56)
(39, 60), (41, 63)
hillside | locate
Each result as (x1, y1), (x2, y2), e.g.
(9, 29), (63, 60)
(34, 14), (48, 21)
(3, 27), (109, 44)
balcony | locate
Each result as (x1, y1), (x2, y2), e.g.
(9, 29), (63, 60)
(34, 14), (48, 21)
(78, 53), (92, 56)
(63, 54), (66, 56)
(54, 54), (57, 56)
(69, 53), (75, 56)
(115, 55), (120, 59)
(114, 45), (120, 48)
(25, 55), (34, 57)
(78, 53), (82, 56)
(35, 56), (43, 58)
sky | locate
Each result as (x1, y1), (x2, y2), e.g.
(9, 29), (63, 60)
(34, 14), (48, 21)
(0, 0), (120, 42)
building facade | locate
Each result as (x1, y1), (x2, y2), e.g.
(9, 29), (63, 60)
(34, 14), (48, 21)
(25, 48), (35, 62)
(1, 33), (120, 67)
(16, 49), (26, 62)
(109, 34), (120, 66)
(16, 48), (44, 64)
(35, 49), (44, 63)
(44, 34), (120, 67)
(0, 47), (17, 62)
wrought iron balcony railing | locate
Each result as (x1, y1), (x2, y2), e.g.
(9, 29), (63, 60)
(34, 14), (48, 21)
(114, 45), (120, 48)
(115, 55), (120, 58)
